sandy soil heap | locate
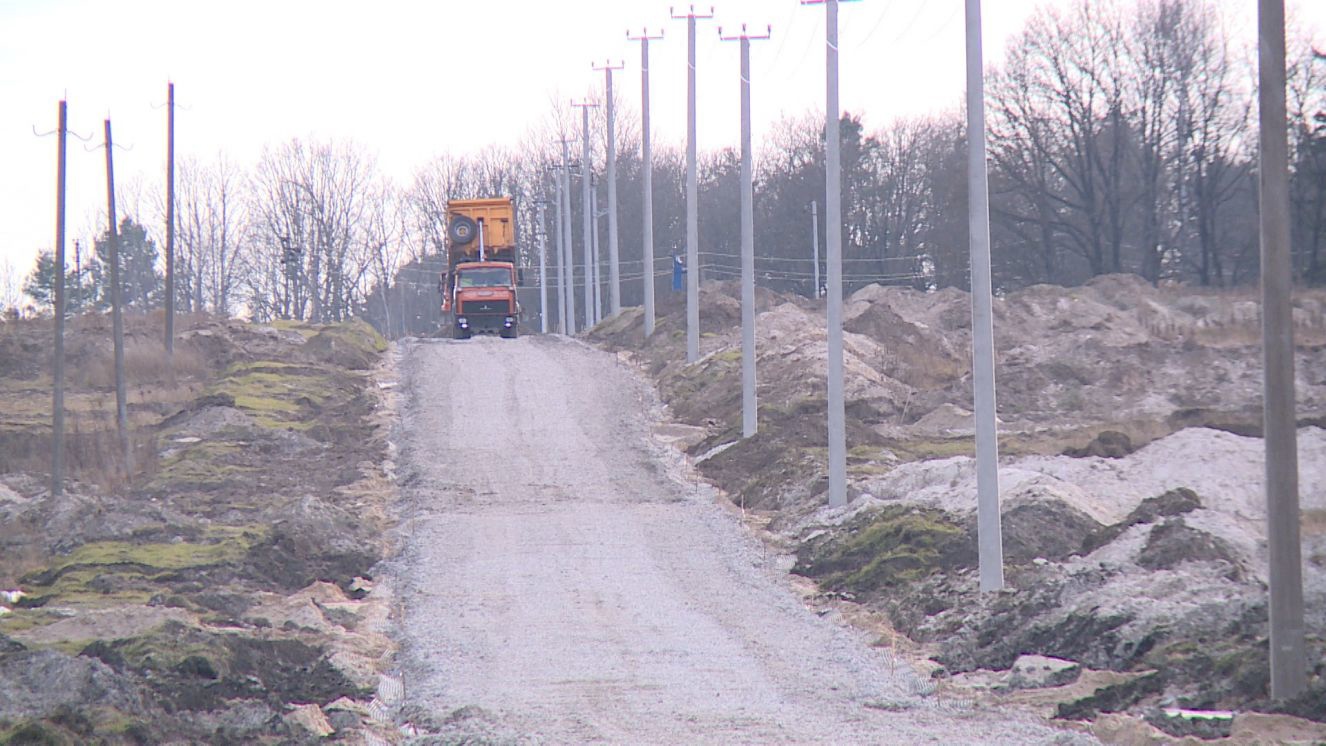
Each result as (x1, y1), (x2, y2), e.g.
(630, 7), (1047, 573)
(589, 275), (1326, 738)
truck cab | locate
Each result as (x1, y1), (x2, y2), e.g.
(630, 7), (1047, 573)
(446, 261), (520, 338)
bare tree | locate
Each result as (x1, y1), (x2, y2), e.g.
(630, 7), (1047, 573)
(175, 154), (248, 315)
(247, 138), (380, 321)
(1289, 37), (1326, 283)
(0, 257), (30, 319)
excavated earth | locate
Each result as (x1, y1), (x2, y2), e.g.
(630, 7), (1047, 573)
(0, 315), (399, 743)
(5, 274), (1325, 744)
(588, 276), (1326, 743)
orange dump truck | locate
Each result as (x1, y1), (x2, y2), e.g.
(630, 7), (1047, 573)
(439, 197), (521, 339)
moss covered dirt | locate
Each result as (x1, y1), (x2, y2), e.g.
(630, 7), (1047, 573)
(0, 315), (398, 743)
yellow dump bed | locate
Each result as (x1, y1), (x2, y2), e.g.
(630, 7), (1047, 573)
(447, 197), (516, 259)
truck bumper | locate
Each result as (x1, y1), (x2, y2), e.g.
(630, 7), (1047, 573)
(456, 314), (517, 334)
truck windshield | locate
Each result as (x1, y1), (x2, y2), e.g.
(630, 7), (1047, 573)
(457, 268), (511, 288)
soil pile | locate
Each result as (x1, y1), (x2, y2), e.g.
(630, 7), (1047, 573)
(0, 314), (398, 743)
(589, 275), (1326, 738)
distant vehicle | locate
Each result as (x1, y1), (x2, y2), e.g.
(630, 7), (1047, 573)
(439, 197), (521, 339)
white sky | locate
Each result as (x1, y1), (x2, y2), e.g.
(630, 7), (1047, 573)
(1, 0), (1324, 278)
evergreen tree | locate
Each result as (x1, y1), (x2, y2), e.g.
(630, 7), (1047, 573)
(22, 249), (101, 314)
(21, 250), (58, 311)
(93, 217), (163, 310)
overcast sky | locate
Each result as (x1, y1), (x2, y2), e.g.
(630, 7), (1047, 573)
(2, 0), (1324, 280)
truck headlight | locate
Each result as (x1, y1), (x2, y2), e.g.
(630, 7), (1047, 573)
(503, 317), (514, 327)
(457, 317), (468, 327)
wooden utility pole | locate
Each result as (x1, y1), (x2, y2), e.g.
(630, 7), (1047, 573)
(104, 119), (132, 475)
(52, 101), (68, 497)
(165, 82), (175, 355)
(1257, 0), (1306, 700)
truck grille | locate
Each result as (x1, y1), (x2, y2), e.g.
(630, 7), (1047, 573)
(461, 299), (510, 315)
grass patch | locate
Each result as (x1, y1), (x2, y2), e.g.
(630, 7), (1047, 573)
(205, 363), (339, 430)
(264, 318), (319, 339)
(37, 526), (264, 574)
(149, 440), (254, 489)
(16, 527), (268, 608)
(794, 505), (971, 594)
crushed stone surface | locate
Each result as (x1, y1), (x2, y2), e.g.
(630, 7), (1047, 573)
(391, 335), (1082, 744)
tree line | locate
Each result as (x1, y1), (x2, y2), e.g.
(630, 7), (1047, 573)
(12, 0), (1326, 332)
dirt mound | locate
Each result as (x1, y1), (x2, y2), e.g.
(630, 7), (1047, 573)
(0, 650), (146, 720)
(1064, 430), (1134, 458)
(589, 275), (1326, 726)
(0, 317), (395, 741)
(844, 300), (965, 388)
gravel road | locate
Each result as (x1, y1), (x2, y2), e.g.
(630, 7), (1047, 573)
(392, 335), (1080, 744)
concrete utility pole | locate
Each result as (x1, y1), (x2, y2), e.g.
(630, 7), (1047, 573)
(721, 24), (771, 439)
(1257, 0), (1306, 700)
(671, 5), (714, 363)
(573, 101), (599, 331)
(560, 138), (578, 335)
(537, 198), (549, 334)
(965, 0), (1006, 593)
(629, 29), (664, 337)
(811, 200), (820, 299)
(165, 82), (175, 356)
(802, 0), (854, 509)
(591, 176), (602, 324)
(52, 100), (68, 498)
(594, 60), (626, 317)
(104, 119), (131, 475)
(553, 172), (567, 333)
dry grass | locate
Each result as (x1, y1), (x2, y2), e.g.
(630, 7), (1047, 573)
(81, 337), (208, 389)
(0, 412), (158, 492)
(0, 312), (222, 491)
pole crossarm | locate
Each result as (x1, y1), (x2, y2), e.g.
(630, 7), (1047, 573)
(669, 5), (715, 20)
(718, 23), (771, 40)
